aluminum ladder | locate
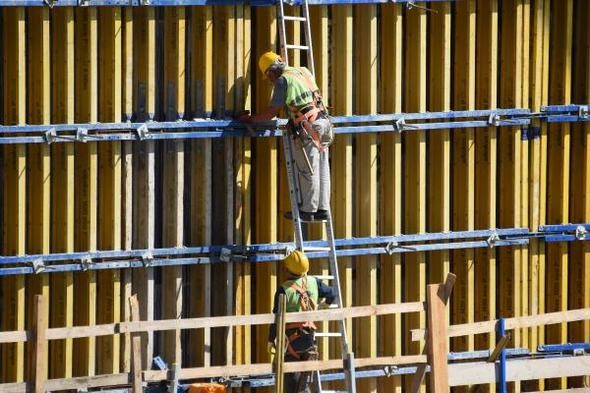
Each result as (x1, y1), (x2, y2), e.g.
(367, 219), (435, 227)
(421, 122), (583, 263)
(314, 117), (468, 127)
(276, 0), (356, 391)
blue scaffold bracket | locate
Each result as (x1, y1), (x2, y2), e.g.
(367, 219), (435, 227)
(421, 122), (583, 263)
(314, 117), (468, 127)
(537, 343), (590, 356)
(538, 223), (590, 243)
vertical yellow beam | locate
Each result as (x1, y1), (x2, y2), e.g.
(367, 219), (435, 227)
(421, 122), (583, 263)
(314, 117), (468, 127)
(97, 6), (122, 374)
(234, 3), (252, 369)
(26, 7), (50, 381)
(428, 2), (451, 284)
(403, 5), (426, 391)
(162, 6), (185, 366)
(254, 5), (277, 365)
(50, 7), (75, 380)
(330, 3), (353, 366)
(568, 3), (590, 388)
(451, 0), (475, 364)
(74, 7), (98, 377)
(131, 6), (155, 369)
(499, 1), (523, 370)
(354, 5), (377, 393)
(474, 0), (498, 372)
(545, 1), (572, 390)
(1, 7), (26, 383)
(379, 4), (402, 392)
(527, 2), (549, 390)
(189, 5), (213, 368)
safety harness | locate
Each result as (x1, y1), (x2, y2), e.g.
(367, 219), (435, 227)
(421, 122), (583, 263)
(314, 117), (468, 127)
(284, 276), (318, 360)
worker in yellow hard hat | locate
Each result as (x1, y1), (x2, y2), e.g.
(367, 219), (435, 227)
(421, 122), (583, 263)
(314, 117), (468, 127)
(267, 250), (335, 393)
(239, 52), (333, 222)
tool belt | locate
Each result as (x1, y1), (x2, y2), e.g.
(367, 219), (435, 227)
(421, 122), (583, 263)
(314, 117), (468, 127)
(289, 105), (332, 151)
(285, 325), (317, 360)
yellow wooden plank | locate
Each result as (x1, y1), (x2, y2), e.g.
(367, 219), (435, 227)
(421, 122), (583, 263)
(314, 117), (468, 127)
(188, 5), (213, 368)
(545, 0), (572, 389)
(25, 7), (51, 382)
(1, 7), (26, 383)
(97, 7), (122, 375)
(451, 1), (475, 366)
(254, 5), (277, 367)
(162, 6), (186, 366)
(427, 2), (451, 285)
(49, 7), (75, 380)
(378, 4), (402, 392)
(355, 5), (378, 393)
(73, 7), (98, 377)
(330, 5), (353, 373)
(474, 5), (498, 391)
(403, 6), (426, 391)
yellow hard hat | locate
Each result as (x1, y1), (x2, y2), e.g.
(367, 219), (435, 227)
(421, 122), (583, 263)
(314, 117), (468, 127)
(259, 51), (282, 74)
(284, 250), (309, 276)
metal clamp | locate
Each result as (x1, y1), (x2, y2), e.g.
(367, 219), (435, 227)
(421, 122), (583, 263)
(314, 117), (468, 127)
(405, 1), (437, 13)
(385, 241), (399, 255)
(488, 113), (500, 126)
(45, 128), (57, 144)
(80, 256), (93, 271)
(43, 0), (57, 7)
(579, 105), (589, 119)
(220, 248), (232, 263)
(383, 365), (398, 378)
(575, 225), (587, 241)
(141, 251), (154, 267)
(394, 118), (406, 132)
(76, 127), (89, 143)
(486, 232), (500, 248)
(31, 258), (46, 274)
(135, 124), (149, 140)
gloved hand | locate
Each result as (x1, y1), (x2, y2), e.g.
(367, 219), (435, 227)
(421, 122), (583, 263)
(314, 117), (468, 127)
(317, 301), (330, 310)
(267, 341), (277, 363)
(235, 110), (252, 123)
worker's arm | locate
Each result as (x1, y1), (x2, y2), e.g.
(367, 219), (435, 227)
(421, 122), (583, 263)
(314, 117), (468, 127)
(248, 105), (281, 122)
(268, 286), (287, 343)
(239, 77), (286, 123)
(316, 277), (336, 304)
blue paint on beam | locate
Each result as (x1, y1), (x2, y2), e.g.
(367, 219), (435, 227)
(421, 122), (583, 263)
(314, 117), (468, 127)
(0, 0), (454, 6)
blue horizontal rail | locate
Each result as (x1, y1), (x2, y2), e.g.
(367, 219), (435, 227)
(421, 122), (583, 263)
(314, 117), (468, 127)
(0, 107), (536, 144)
(3, 224), (590, 276)
(0, 0), (452, 7)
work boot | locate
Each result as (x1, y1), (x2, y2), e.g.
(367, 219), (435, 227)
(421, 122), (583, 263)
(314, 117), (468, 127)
(314, 209), (329, 221)
(284, 210), (315, 221)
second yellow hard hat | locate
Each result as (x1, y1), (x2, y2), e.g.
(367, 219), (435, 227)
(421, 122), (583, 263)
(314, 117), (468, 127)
(284, 250), (309, 276)
(259, 51), (282, 74)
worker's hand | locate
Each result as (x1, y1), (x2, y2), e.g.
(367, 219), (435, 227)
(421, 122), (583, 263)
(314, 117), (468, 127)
(317, 301), (330, 310)
(267, 341), (276, 363)
(236, 110), (253, 123)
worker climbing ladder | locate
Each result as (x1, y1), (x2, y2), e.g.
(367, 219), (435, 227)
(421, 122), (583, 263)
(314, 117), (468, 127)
(276, 0), (357, 392)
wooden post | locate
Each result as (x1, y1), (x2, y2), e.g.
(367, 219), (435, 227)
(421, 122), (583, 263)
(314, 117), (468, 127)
(32, 295), (48, 393)
(275, 294), (287, 393)
(426, 284), (450, 393)
(129, 295), (142, 393)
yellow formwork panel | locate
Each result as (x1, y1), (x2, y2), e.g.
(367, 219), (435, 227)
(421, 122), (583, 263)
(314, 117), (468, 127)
(1, 7), (26, 384)
(378, 4), (402, 392)
(97, 6), (122, 375)
(403, 5), (427, 391)
(25, 6), (51, 382)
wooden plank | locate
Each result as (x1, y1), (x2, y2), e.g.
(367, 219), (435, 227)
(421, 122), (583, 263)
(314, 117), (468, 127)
(403, 5), (427, 391)
(97, 6), (122, 375)
(254, 4), (277, 366)
(131, 6), (155, 369)
(545, 1), (572, 389)
(411, 308), (590, 342)
(25, 6), (51, 382)
(162, 6), (185, 366)
(378, 3), (402, 392)
(129, 295), (142, 393)
(426, 284), (449, 393)
(354, 5), (378, 392)
(74, 7), (98, 377)
(1, 6), (26, 383)
(451, 1), (476, 365)
(474, 2), (498, 377)
(32, 295), (49, 393)
(50, 7), (75, 380)
(448, 356), (590, 387)
(427, 1), (451, 287)
(330, 4), (354, 365)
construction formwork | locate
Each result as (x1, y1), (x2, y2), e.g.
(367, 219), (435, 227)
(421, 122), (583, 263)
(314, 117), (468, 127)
(0, 0), (589, 391)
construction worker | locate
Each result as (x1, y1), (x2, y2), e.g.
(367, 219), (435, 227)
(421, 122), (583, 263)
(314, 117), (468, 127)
(268, 250), (335, 393)
(239, 52), (333, 221)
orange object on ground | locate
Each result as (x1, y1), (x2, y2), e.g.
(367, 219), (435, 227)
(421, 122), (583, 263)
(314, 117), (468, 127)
(188, 383), (226, 393)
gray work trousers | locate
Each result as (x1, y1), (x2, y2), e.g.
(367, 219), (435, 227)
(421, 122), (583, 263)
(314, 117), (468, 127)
(292, 139), (330, 213)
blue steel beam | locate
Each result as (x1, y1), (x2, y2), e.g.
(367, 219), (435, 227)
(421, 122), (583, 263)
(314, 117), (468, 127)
(0, 0), (453, 6)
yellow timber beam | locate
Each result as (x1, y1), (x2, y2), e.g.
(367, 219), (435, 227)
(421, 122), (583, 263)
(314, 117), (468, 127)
(379, 3), (402, 392)
(1, 7), (26, 383)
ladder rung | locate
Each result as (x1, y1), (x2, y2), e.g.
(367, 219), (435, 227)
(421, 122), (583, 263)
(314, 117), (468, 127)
(315, 332), (343, 338)
(286, 44), (310, 50)
(283, 15), (307, 22)
(314, 275), (334, 281)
